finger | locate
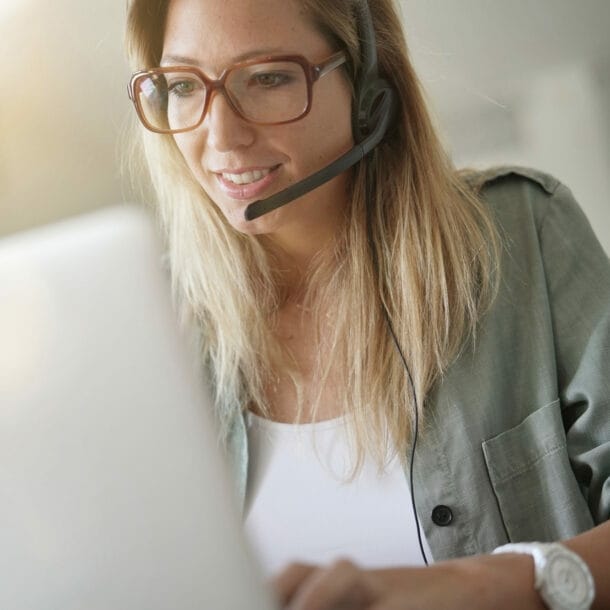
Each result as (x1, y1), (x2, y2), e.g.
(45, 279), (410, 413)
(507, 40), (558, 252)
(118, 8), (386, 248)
(271, 562), (318, 607)
(289, 559), (376, 610)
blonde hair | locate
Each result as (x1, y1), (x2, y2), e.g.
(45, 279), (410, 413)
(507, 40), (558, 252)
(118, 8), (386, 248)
(125, 0), (500, 473)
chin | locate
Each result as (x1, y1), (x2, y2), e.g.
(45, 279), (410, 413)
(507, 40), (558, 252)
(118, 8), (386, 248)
(224, 205), (284, 236)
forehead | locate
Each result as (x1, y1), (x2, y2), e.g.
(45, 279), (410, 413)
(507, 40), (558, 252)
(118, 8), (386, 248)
(162, 0), (329, 70)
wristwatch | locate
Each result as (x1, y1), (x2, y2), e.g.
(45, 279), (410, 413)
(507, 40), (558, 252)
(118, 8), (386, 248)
(492, 542), (595, 610)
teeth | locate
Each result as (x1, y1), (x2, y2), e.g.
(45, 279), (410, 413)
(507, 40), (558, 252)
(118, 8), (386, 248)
(222, 168), (271, 185)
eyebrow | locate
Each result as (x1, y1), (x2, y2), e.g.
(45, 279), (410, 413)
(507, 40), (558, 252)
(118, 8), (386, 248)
(160, 48), (287, 68)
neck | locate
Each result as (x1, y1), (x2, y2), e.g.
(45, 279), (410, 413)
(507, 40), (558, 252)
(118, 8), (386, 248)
(261, 192), (348, 297)
(267, 214), (345, 300)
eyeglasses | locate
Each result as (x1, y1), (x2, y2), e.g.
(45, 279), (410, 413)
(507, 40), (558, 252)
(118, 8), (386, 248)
(128, 51), (347, 134)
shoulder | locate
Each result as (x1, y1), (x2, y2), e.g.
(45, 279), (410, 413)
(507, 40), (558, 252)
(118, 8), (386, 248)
(461, 166), (608, 298)
(463, 165), (560, 197)
(461, 165), (560, 221)
(460, 165), (594, 243)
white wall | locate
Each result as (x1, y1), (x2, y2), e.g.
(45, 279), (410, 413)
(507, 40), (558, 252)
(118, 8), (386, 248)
(0, 1), (133, 236)
(401, 0), (610, 254)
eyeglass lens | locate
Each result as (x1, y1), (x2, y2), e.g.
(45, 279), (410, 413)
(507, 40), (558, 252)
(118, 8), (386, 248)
(135, 60), (310, 132)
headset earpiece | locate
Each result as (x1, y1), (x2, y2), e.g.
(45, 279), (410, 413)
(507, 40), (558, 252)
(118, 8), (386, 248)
(354, 78), (395, 142)
(351, 1), (396, 144)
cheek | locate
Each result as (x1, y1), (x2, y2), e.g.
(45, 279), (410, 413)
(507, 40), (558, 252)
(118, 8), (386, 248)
(172, 134), (205, 181)
(305, 83), (354, 158)
(285, 115), (353, 177)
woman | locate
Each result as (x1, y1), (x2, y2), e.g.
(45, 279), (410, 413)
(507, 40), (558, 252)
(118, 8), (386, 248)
(126, 0), (610, 608)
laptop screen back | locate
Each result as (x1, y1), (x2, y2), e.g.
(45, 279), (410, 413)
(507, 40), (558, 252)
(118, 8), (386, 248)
(0, 206), (276, 610)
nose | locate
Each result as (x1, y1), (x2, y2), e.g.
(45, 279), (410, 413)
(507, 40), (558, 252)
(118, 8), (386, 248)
(203, 90), (255, 152)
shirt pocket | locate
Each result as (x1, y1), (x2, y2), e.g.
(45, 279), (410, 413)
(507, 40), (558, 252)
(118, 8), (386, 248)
(482, 399), (593, 542)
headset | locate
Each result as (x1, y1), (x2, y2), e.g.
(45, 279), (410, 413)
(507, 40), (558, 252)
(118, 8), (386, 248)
(244, 0), (396, 221)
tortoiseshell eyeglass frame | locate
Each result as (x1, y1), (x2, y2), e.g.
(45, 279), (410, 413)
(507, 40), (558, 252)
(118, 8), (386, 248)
(127, 51), (347, 134)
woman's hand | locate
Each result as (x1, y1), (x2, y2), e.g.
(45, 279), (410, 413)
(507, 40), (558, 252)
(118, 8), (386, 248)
(271, 554), (547, 610)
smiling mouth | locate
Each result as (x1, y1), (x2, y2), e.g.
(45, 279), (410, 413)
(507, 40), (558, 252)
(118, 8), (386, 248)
(215, 165), (281, 201)
(221, 167), (277, 185)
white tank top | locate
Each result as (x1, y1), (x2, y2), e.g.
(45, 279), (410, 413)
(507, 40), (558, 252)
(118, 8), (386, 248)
(244, 412), (432, 577)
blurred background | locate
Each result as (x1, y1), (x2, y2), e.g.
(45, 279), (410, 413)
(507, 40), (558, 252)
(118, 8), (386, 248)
(0, 0), (608, 252)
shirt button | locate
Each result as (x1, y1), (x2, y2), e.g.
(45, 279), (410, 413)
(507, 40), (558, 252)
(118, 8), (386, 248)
(431, 505), (454, 526)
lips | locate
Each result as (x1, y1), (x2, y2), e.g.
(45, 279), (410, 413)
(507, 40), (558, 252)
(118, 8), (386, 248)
(214, 165), (281, 200)
(222, 168), (272, 185)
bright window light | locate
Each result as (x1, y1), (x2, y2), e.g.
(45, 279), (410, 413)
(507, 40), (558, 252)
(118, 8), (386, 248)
(0, 0), (25, 21)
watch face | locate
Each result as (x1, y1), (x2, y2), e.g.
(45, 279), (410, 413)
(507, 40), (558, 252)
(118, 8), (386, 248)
(545, 552), (593, 609)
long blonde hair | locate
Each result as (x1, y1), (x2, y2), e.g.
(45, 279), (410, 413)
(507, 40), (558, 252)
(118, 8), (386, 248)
(125, 0), (500, 472)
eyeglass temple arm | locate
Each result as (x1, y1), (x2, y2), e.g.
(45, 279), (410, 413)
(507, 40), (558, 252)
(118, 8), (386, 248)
(315, 52), (347, 79)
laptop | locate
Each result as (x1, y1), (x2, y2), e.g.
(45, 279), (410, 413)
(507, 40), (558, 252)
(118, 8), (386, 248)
(0, 205), (277, 610)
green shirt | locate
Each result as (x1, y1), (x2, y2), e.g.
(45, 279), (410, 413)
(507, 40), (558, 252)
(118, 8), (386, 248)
(221, 166), (610, 562)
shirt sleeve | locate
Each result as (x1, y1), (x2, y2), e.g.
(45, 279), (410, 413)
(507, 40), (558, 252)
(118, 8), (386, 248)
(538, 182), (610, 524)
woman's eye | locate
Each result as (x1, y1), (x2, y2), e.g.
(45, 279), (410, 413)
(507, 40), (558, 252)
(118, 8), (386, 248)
(250, 72), (292, 88)
(168, 79), (199, 97)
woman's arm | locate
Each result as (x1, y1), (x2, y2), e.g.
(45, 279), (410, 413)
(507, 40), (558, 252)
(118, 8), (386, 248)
(272, 520), (609, 610)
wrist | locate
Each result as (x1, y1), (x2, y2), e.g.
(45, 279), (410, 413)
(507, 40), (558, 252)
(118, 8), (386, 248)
(434, 553), (546, 609)
(493, 542), (595, 610)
